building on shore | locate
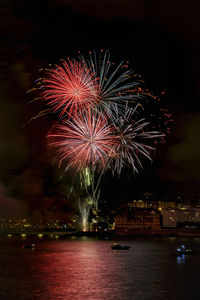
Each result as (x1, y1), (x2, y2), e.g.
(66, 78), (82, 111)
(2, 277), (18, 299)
(115, 210), (161, 231)
(115, 198), (200, 229)
(161, 206), (200, 227)
(128, 199), (178, 211)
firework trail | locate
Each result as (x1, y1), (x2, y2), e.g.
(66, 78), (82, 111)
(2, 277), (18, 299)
(78, 167), (101, 231)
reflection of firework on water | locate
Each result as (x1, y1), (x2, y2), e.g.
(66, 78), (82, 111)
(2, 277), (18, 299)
(37, 59), (98, 117)
(111, 105), (164, 175)
(47, 110), (117, 172)
(80, 50), (141, 118)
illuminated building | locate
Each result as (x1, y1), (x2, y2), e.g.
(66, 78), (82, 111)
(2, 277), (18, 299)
(161, 209), (178, 227)
(129, 200), (149, 209)
(160, 201), (177, 210)
(115, 210), (161, 231)
(161, 207), (200, 227)
(128, 200), (178, 210)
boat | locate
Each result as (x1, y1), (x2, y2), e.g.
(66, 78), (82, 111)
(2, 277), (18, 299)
(172, 245), (196, 256)
(111, 243), (131, 250)
(22, 243), (36, 249)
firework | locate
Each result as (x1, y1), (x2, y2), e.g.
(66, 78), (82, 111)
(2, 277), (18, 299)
(39, 59), (98, 118)
(131, 87), (173, 139)
(47, 110), (117, 172)
(32, 51), (142, 120)
(30, 50), (171, 231)
(80, 50), (141, 117)
(110, 106), (164, 175)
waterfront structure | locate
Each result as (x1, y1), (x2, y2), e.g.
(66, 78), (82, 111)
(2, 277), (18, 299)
(115, 210), (161, 231)
(128, 200), (177, 211)
(161, 208), (179, 227)
(161, 206), (200, 227)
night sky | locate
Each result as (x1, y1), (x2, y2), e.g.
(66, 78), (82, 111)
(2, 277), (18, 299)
(1, 0), (200, 218)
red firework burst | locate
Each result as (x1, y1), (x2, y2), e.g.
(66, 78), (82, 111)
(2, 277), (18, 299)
(47, 110), (118, 171)
(40, 59), (98, 117)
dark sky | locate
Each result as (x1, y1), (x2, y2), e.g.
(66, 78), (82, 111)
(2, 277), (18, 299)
(0, 0), (200, 217)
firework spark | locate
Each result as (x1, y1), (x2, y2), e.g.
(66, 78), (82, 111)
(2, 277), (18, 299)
(80, 51), (141, 117)
(47, 110), (117, 172)
(31, 51), (143, 120)
(39, 59), (98, 117)
(110, 106), (164, 175)
(131, 87), (173, 139)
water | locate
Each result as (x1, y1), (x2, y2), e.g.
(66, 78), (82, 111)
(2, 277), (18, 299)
(0, 236), (200, 300)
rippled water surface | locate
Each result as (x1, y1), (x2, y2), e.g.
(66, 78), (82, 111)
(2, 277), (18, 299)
(0, 236), (200, 300)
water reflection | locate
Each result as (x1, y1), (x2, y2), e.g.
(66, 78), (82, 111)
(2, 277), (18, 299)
(31, 239), (126, 300)
(0, 237), (200, 300)
(176, 254), (186, 264)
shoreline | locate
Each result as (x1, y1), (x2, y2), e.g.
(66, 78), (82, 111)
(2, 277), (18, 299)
(1, 228), (200, 238)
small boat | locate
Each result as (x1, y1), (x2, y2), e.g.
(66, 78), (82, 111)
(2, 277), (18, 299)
(172, 245), (196, 256)
(111, 243), (131, 250)
(22, 243), (36, 249)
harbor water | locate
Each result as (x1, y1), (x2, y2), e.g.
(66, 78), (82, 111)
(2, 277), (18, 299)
(0, 236), (200, 300)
